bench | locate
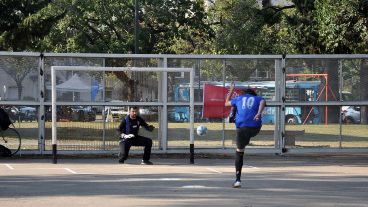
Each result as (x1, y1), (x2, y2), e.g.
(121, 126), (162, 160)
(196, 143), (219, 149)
(229, 129), (305, 146)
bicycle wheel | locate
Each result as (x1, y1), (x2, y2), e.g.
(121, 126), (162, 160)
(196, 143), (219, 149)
(0, 128), (21, 156)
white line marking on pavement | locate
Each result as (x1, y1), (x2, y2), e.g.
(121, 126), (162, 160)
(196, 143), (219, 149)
(92, 178), (204, 182)
(64, 168), (77, 174)
(244, 165), (259, 169)
(0, 178), (209, 183)
(4, 164), (14, 170)
(3, 177), (366, 184)
(180, 185), (223, 189)
(181, 185), (217, 189)
(206, 168), (222, 174)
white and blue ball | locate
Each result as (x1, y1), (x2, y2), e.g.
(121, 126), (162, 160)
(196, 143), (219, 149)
(196, 125), (207, 136)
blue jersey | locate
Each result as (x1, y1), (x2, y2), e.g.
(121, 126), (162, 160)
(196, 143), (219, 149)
(231, 94), (264, 128)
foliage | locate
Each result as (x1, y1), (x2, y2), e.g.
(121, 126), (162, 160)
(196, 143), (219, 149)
(207, 0), (269, 54)
(0, 0), (212, 54)
(140, 0), (213, 54)
(2, 0), (367, 55)
(259, 0), (368, 54)
(0, 0), (58, 51)
(25, 0), (211, 54)
(314, 0), (368, 54)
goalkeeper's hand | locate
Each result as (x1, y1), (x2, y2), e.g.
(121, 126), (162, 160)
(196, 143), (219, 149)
(121, 134), (135, 139)
(147, 125), (155, 132)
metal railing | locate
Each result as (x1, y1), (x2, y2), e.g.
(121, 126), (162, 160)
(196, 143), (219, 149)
(0, 52), (367, 155)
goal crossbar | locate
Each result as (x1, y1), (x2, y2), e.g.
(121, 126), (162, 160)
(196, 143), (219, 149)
(51, 66), (193, 72)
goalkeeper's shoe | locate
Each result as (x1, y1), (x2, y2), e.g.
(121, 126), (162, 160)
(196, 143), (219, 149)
(141, 160), (153, 165)
(232, 180), (241, 188)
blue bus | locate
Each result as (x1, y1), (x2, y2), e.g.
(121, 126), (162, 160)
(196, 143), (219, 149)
(171, 80), (322, 124)
(258, 80), (322, 124)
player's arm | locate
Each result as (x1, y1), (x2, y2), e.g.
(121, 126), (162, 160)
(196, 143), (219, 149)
(225, 82), (235, 107)
(254, 99), (266, 121)
(117, 118), (126, 134)
(139, 116), (155, 132)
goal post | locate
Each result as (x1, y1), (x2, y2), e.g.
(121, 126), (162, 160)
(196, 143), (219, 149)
(51, 66), (195, 164)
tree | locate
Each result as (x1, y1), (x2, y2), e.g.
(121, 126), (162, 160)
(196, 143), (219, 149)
(261, 0), (368, 123)
(34, 0), (135, 53)
(32, 0), (212, 100)
(209, 0), (358, 122)
(207, 0), (270, 54)
(140, 0), (213, 54)
(0, 0), (63, 51)
(0, 57), (37, 100)
(277, 0), (340, 123)
(32, 0), (212, 54)
(315, 0), (368, 123)
(206, 0), (278, 83)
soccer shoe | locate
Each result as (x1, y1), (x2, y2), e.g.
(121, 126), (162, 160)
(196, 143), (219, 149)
(232, 180), (241, 188)
(141, 160), (153, 165)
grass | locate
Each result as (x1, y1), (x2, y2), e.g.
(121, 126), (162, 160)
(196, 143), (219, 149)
(11, 121), (368, 150)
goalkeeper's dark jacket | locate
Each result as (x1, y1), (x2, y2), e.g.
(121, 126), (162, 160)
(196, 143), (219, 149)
(118, 115), (151, 136)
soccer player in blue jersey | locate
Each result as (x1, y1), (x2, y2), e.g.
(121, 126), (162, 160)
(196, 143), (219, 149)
(225, 82), (266, 188)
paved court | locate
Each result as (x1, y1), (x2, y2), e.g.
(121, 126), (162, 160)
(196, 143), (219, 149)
(1, 155), (368, 207)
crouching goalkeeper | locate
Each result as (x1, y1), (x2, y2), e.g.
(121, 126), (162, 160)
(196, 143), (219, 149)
(117, 106), (155, 165)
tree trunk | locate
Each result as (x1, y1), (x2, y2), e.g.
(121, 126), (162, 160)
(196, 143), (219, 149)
(113, 71), (136, 101)
(105, 59), (136, 101)
(167, 73), (176, 102)
(320, 60), (340, 123)
(360, 59), (368, 124)
(17, 81), (23, 100)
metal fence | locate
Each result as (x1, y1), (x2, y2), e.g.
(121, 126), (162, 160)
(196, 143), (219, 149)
(1, 52), (368, 155)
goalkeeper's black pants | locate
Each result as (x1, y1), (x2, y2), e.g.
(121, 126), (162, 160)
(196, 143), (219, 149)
(119, 135), (152, 161)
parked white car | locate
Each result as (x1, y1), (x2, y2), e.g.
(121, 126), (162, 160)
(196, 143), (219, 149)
(18, 107), (37, 122)
(342, 106), (360, 124)
(104, 106), (128, 122)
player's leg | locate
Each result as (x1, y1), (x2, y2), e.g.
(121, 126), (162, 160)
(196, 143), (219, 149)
(234, 149), (245, 188)
(233, 127), (251, 188)
(249, 126), (261, 138)
(134, 135), (153, 164)
(118, 138), (132, 163)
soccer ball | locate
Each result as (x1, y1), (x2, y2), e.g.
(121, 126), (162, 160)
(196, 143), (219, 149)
(196, 125), (207, 136)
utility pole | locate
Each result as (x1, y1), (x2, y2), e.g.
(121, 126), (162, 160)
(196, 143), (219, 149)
(134, 0), (139, 54)
(133, 0), (139, 101)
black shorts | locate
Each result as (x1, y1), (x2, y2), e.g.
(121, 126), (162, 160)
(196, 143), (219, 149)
(236, 126), (261, 149)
